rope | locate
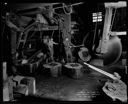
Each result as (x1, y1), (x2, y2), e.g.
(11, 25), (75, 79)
(62, 3), (72, 15)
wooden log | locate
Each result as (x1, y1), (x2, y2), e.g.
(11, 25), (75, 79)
(78, 47), (91, 62)
(43, 62), (62, 77)
(65, 63), (83, 79)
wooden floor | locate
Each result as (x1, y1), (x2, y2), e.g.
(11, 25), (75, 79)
(32, 61), (126, 102)
(13, 60), (126, 102)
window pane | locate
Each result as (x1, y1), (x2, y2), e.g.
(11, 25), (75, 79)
(93, 17), (98, 19)
(98, 16), (102, 19)
(93, 19), (97, 22)
(93, 13), (97, 16)
(98, 19), (102, 21)
(98, 12), (102, 15)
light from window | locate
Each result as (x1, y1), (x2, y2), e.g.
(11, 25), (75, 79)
(92, 12), (102, 22)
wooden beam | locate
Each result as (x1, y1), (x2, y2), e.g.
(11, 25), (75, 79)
(110, 31), (126, 36)
(105, 1), (127, 8)
(11, 3), (59, 11)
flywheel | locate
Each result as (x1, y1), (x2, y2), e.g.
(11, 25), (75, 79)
(103, 36), (122, 66)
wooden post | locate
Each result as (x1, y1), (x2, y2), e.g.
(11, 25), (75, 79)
(62, 14), (73, 62)
(100, 7), (113, 54)
(100, 1), (126, 54)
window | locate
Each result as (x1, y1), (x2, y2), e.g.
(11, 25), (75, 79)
(92, 12), (102, 22)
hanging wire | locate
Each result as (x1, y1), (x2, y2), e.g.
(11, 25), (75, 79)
(92, 4), (100, 51)
(109, 8), (117, 32)
(92, 16), (98, 49)
(51, 30), (55, 38)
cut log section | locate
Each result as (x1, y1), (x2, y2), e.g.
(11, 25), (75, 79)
(65, 63), (83, 79)
(78, 47), (91, 62)
(43, 62), (62, 77)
